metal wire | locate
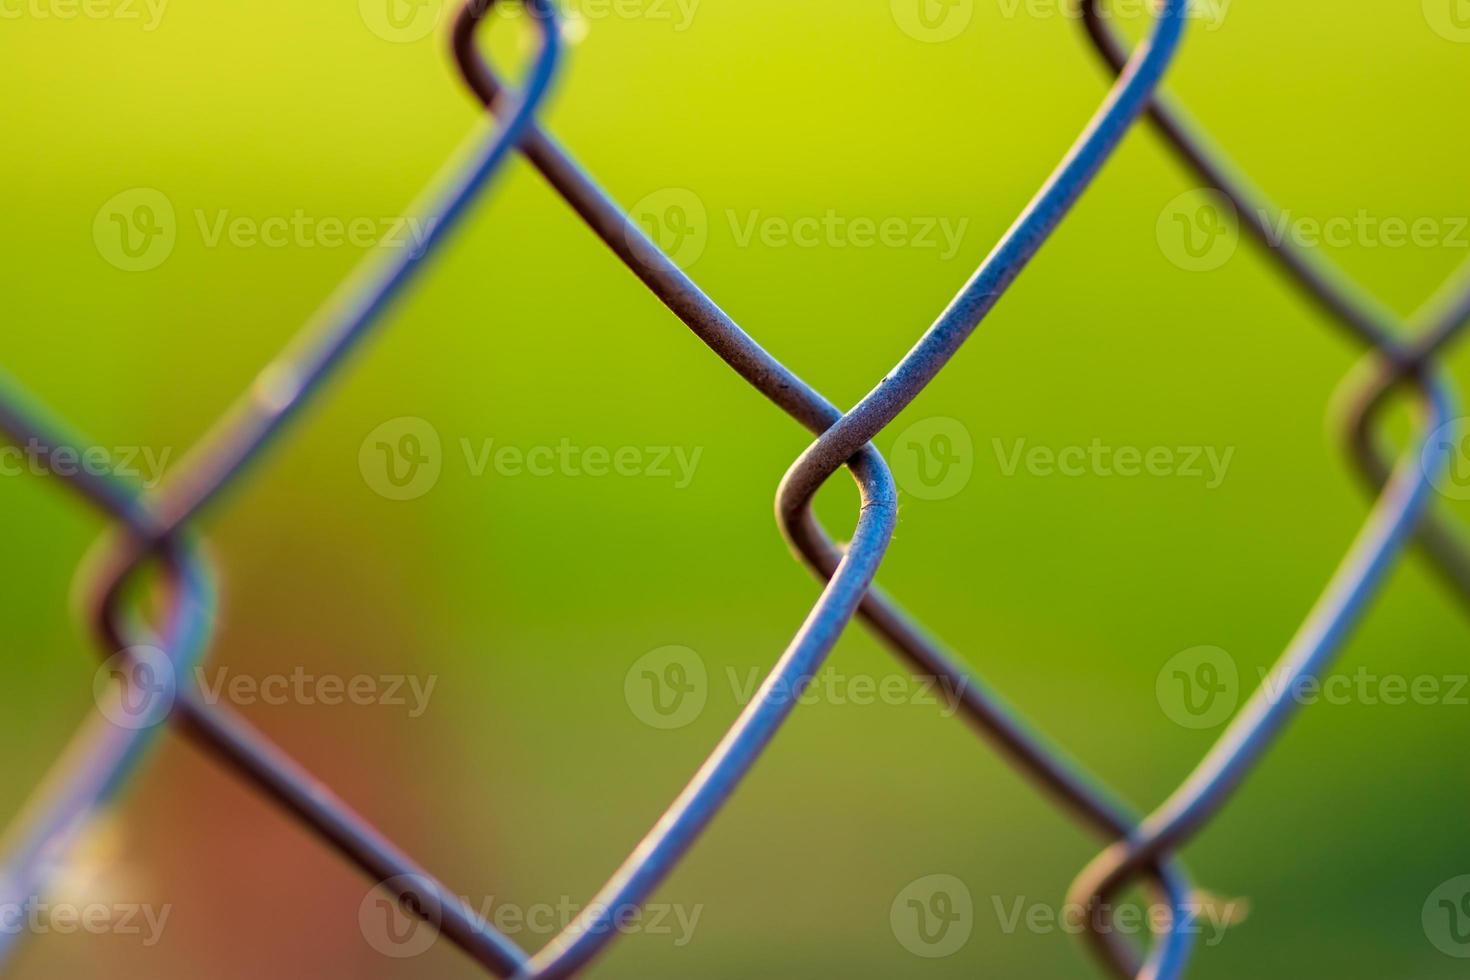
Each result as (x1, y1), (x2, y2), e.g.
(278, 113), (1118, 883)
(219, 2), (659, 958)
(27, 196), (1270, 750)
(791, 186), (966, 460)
(0, 1), (563, 974)
(1071, 7), (1470, 976)
(453, 0), (1189, 973)
(0, 1), (1460, 976)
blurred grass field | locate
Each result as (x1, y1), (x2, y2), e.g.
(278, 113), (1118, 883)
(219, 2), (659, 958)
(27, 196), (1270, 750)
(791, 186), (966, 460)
(3, 0), (1470, 976)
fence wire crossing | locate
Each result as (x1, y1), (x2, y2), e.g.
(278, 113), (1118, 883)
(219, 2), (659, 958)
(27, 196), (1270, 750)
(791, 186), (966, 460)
(2, 1), (1466, 976)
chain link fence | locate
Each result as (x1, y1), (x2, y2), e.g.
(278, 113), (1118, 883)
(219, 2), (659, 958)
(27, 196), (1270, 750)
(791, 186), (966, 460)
(1, 1), (1467, 976)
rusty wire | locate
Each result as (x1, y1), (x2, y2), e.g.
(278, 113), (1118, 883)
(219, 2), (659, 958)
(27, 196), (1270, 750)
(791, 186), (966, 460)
(0, 1), (1461, 977)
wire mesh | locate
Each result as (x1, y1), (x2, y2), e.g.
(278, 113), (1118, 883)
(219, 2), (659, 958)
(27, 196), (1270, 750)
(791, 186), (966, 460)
(1, 1), (1465, 977)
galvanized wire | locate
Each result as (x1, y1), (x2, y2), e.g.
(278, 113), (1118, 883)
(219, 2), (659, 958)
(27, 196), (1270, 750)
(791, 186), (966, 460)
(1072, 7), (1470, 976)
(0, 1), (564, 974)
(0, 1), (1460, 977)
(453, 0), (1189, 973)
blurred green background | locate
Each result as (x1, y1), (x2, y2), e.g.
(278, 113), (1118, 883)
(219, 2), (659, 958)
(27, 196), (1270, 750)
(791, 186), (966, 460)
(3, 0), (1470, 976)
